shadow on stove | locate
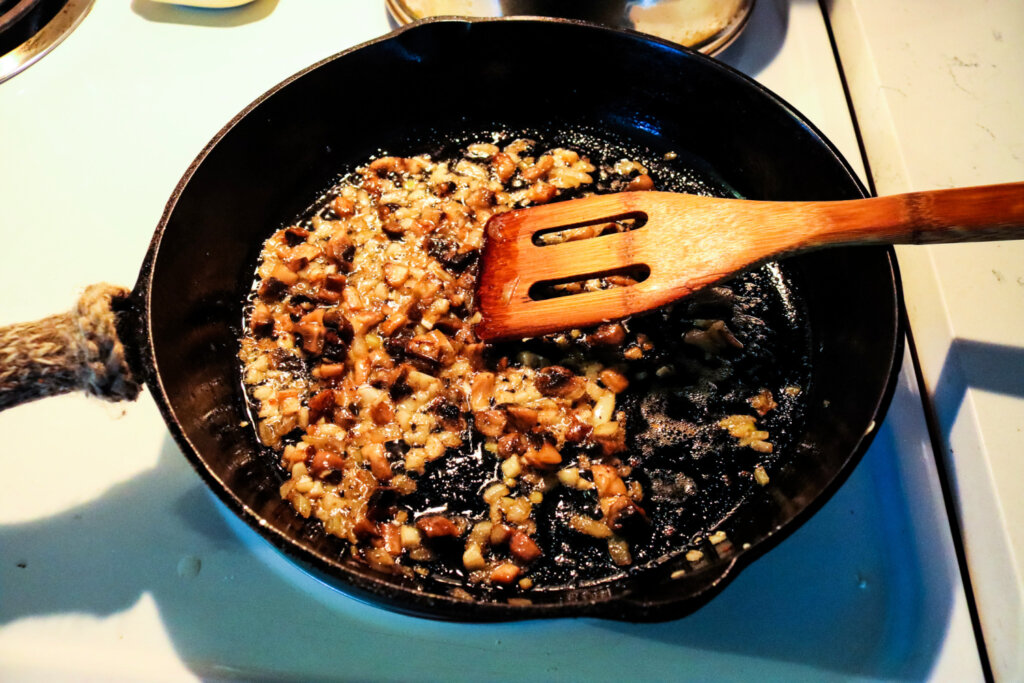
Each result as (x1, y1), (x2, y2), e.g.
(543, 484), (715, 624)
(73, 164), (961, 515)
(933, 338), (1024, 429)
(717, 0), (789, 79)
(130, 0), (279, 28)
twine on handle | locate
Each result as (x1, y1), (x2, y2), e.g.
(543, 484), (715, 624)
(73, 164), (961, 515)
(0, 284), (141, 411)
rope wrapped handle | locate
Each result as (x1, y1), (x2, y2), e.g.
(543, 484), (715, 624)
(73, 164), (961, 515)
(0, 284), (141, 411)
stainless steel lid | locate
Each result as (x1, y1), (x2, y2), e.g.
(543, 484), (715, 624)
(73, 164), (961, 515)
(385, 0), (755, 55)
(0, 0), (93, 83)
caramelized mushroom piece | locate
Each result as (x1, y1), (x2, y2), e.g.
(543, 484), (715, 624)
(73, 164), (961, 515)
(282, 226), (310, 246)
(293, 309), (326, 354)
(526, 182), (557, 204)
(271, 264), (300, 286)
(323, 273), (347, 292)
(591, 464), (628, 498)
(564, 416), (593, 444)
(427, 397), (466, 433)
(370, 400), (395, 426)
(522, 442), (562, 469)
(368, 156), (408, 176)
(504, 405), (539, 430)
(381, 218), (407, 238)
(250, 304), (274, 337)
(406, 330), (456, 366)
(308, 389), (337, 423)
(470, 372), (495, 411)
(535, 365), (586, 400)
(416, 515), (461, 538)
(497, 432), (528, 458)
(466, 188), (495, 210)
(521, 155), (554, 181)
(491, 153), (516, 182)
(427, 236), (478, 272)
(363, 443), (393, 481)
(383, 263), (409, 288)
(586, 323), (626, 347)
(593, 427), (627, 457)
(474, 409), (507, 438)
(330, 195), (355, 217)
(749, 389), (778, 416)
(404, 334), (442, 364)
(327, 232), (355, 270)
(602, 495), (647, 530)
(314, 288), (342, 305)
(381, 523), (402, 556)
(625, 173), (654, 191)
(509, 531), (542, 562)
(285, 244), (320, 272)
(489, 563), (521, 584)
(599, 368), (629, 394)
(309, 447), (346, 477)
(384, 368), (411, 402)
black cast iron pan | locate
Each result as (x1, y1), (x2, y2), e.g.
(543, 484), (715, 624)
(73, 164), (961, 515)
(0, 18), (903, 621)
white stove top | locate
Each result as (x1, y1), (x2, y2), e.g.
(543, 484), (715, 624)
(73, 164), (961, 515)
(0, 1), (985, 679)
(828, 2), (1024, 677)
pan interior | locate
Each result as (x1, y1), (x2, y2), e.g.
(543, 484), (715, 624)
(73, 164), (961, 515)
(141, 19), (899, 618)
(239, 125), (813, 594)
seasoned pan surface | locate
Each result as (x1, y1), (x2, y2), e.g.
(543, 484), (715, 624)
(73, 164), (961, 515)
(135, 18), (903, 620)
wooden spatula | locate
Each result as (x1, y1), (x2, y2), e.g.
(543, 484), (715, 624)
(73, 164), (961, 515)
(475, 182), (1024, 340)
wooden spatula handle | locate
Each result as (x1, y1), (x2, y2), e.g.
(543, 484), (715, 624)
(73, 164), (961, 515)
(798, 182), (1024, 247)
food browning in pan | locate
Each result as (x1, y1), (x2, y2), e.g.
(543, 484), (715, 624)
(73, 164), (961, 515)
(239, 136), (810, 593)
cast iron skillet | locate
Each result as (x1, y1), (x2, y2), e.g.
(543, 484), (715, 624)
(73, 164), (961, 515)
(102, 18), (902, 620)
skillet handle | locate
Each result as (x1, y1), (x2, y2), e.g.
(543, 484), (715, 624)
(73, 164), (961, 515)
(0, 284), (141, 411)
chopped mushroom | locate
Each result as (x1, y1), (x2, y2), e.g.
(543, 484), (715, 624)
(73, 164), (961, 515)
(490, 563), (521, 584)
(749, 389), (778, 416)
(522, 442), (562, 469)
(474, 409), (507, 437)
(535, 366), (586, 399)
(509, 531), (542, 561)
(416, 515), (461, 538)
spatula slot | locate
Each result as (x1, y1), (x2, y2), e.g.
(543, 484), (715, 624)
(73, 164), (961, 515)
(527, 264), (651, 301)
(531, 211), (647, 246)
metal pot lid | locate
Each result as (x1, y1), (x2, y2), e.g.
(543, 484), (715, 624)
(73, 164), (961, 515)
(385, 0), (755, 55)
(0, 0), (93, 84)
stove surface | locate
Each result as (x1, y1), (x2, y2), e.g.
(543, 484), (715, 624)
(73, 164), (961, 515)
(0, 1), (984, 679)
